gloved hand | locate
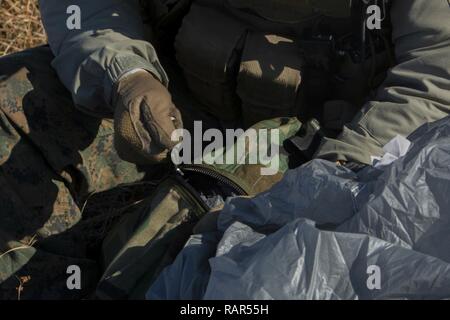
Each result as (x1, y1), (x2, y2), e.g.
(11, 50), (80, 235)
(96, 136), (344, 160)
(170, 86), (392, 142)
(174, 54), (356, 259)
(112, 70), (183, 164)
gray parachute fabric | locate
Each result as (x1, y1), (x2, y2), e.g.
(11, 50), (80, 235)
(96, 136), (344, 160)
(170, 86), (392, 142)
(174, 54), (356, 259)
(147, 116), (450, 300)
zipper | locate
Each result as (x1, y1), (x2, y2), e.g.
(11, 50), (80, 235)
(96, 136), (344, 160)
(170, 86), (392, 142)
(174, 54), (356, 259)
(171, 172), (211, 213)
(176, 164), (249, 197)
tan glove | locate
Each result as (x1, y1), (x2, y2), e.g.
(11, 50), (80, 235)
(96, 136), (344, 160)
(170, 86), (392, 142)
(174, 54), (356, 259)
(112, 70), (183, 164)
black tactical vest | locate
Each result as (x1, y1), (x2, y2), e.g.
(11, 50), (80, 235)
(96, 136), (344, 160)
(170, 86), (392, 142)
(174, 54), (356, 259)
(147, 0), (391, 130)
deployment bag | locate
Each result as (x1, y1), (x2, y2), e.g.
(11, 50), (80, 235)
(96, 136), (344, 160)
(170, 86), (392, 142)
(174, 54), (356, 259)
(96, 117), (302, 299)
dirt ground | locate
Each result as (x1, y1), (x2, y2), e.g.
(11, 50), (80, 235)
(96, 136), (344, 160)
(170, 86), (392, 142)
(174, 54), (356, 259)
(0, 0), (47, 56)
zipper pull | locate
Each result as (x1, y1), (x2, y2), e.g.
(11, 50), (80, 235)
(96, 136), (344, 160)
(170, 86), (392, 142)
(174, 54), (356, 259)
(175, 166), (185, 177)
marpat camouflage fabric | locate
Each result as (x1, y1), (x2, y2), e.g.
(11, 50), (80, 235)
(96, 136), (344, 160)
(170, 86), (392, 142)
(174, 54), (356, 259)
(0, 46), (145, 299)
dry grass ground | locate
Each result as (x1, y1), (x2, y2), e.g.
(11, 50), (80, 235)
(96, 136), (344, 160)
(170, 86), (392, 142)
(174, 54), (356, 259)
(0, 0), (47, 56)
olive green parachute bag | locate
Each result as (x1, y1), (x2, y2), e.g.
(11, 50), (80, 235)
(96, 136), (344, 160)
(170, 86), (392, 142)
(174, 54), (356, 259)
(96, 117), (302, 299)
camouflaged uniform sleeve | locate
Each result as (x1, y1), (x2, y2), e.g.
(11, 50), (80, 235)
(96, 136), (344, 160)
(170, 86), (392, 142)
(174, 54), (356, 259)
(39, 0), (168, 117)
(315, 0), (450, 165)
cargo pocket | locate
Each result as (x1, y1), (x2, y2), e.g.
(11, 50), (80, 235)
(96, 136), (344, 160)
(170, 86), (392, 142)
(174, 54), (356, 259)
(97, 177), (207, 300)
(175, 3), (247, 121)
(237, 33), (303, 128)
